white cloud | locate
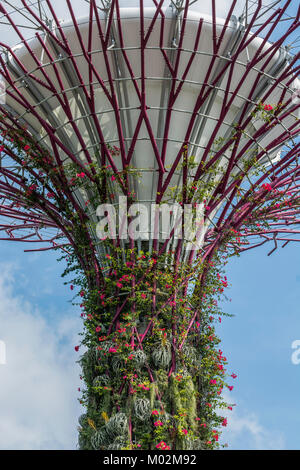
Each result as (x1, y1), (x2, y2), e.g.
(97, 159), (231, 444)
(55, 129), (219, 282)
(220, 392), (286, 450)
(0, 263), (83, 450)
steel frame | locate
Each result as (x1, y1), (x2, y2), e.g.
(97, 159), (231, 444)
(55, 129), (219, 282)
(0, 0), (299, 267)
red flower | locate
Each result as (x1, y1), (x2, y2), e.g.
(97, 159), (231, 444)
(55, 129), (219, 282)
(156, 441), (170, 450)
(154, 420), (163, 427)
(262, 183), (272, 192)
(263, 104), (273, 111)
(74, 346), (79, 352)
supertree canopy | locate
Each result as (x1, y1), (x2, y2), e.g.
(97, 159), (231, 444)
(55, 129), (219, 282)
(0, 0), (299, 450)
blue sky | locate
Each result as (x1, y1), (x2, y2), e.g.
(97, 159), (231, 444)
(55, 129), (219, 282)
(0, 0), (299, 451)
(218, 242), (300, 449)
(0, 242), (82, 449)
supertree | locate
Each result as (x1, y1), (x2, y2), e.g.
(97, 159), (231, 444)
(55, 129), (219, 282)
(0, 0), (299, 450)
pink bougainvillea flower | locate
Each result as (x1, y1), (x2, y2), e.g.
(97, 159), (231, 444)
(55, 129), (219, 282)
(181, 429), (188, 435)
(262, 183), (272, 192)
(117, 327), (126, 333)
(222, 418), (228, 427)
(156, 441), (170, 450)
(263, 104), (273, 111)
(151, 410), (159, 416)
(154, 421), (163, 427)
(231, 373), (237, 379)
(227, 385), (234, 391)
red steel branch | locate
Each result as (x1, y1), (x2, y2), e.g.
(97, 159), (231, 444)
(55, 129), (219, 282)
(0, 0), (298, 297)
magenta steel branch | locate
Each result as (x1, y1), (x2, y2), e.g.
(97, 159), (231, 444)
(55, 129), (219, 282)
(0, 0), (299, 266)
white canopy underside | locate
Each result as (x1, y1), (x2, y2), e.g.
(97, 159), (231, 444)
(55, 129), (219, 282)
(2, 7), (299, 262)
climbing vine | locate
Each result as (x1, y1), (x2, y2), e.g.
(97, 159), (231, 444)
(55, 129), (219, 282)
(65, 242), (236, 450)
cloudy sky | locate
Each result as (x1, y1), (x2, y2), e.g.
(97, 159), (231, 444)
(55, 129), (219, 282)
(0, 0), (299, 451)
(0, 254), (82, 449)
(218, 241), (300, 450)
